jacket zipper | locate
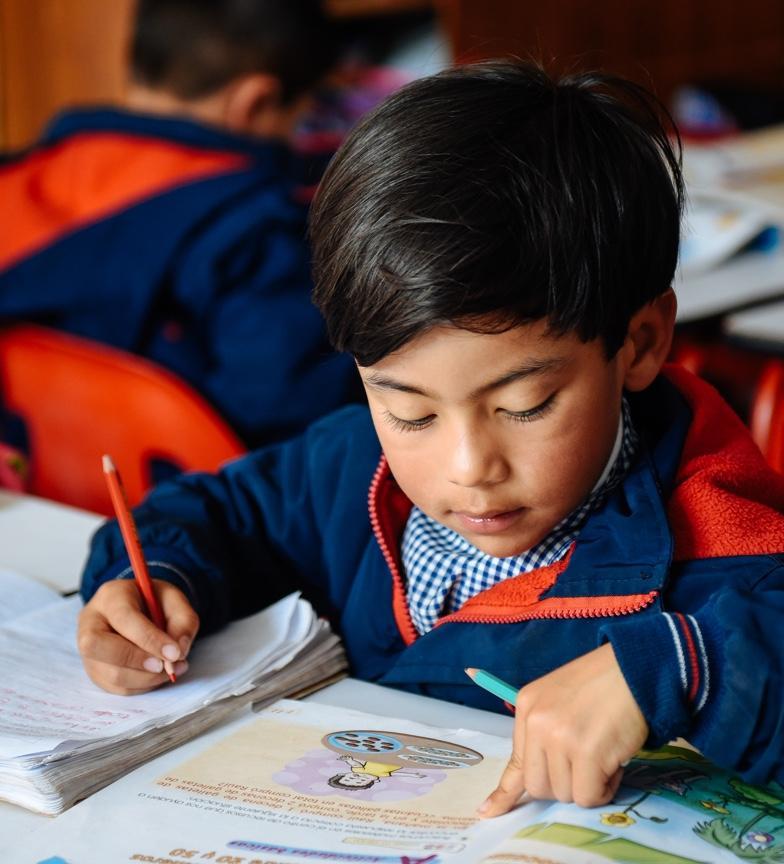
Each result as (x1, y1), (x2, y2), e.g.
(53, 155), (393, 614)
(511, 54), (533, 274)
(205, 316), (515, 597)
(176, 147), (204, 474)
(368, 457), (418, 645)
(368, 455), (659, 639)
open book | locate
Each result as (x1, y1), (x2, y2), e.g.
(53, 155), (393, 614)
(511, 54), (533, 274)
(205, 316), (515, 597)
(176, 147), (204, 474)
(22, 698), (784, 864)
(0, 569), (346, 815)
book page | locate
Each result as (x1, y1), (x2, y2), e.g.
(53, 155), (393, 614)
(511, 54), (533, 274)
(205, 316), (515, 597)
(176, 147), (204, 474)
(25, 699), (523, 863)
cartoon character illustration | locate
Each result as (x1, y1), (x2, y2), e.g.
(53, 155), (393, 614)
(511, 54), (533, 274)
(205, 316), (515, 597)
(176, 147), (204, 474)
(327, 754), (427, 790)
(273, 729), (484, 801)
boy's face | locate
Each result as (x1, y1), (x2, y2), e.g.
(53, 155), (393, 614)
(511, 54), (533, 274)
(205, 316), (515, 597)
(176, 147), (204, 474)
(359, 322), (629, 559)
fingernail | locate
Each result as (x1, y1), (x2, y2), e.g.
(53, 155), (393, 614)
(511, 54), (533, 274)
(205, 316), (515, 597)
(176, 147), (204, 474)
(178, 636), (191, 658)
(162, 643), (180, 661)
(173, 660), (189, 676)
(477, 798), (491, 815)
(143, 657), (163, 673)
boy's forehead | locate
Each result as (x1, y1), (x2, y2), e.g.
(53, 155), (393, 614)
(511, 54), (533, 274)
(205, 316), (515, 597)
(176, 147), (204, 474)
(360, 322), (607, 397)
(371, 321), (583, 370)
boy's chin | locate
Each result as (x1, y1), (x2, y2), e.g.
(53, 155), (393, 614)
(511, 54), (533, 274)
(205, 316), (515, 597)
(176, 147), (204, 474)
(459, 529), (545, 560)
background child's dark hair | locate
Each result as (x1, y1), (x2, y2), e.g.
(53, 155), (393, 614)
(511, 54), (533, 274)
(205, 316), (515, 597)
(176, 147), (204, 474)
(131, 0), (338, 104)
(310, 60), (684, 366)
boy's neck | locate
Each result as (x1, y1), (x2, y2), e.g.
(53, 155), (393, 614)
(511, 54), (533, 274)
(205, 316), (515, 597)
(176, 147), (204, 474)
(124, 83), (300, 142)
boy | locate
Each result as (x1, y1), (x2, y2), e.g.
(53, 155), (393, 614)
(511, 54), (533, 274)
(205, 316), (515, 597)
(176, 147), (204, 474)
(0, 0), (356, 447)
(78, 62), (784, 814)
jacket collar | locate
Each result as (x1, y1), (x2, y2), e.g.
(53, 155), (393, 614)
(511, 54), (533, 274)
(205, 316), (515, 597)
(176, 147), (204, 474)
(367, 381), (683, 644)
(41, 107), (291, 170)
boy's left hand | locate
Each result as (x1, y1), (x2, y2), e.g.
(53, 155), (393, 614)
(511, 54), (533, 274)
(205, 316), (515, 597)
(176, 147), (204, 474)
(478, 642), (647, 816)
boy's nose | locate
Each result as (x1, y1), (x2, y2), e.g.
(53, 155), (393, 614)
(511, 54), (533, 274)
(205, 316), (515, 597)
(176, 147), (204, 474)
(446, 428), (509, 488)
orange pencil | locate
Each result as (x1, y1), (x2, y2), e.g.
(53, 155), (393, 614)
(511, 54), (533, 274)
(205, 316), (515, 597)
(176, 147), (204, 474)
(102, 454), (176, 683)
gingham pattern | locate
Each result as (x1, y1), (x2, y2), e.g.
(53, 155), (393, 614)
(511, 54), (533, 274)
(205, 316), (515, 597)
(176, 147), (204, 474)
(402, 398), (639, 634)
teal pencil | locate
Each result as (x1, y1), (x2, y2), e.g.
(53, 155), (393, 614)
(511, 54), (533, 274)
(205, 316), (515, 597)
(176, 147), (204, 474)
(465, 667), (519, 705)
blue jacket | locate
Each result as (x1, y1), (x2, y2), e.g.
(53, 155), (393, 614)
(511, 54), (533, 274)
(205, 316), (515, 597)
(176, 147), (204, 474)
(0, 108), (357, 446)
(81, 367), (784, 786)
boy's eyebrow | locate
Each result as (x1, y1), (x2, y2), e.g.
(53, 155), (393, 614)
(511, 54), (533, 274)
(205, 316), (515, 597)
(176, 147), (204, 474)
(363, 357), (567, 400)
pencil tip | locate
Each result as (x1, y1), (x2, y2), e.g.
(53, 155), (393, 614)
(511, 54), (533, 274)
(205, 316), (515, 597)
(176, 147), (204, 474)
(464, 667), (477, 679)
(102, 454), (115, 473)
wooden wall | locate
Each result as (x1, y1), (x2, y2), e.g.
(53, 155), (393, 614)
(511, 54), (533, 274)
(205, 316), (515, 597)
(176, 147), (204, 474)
(0, 0), (134, 150)
(440, 0), (784, 101)
(3, 1), (784, 150)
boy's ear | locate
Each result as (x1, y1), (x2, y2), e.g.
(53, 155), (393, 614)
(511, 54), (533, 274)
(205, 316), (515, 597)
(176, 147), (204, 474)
(222, 73), (282, 135)
(621, 288), (677, 392)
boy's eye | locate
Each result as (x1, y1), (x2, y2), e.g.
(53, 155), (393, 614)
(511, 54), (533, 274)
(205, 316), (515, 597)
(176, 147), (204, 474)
(383, 410), (435, 433)
(503, 392), (557, 423)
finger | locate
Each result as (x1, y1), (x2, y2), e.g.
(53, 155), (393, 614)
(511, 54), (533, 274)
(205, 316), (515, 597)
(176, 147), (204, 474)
(78, 616), (172, 673)
(83, 658), (190, 696)
(547, 749), (574, 803)
(103, 600), (183, 663)
(606, 767), (624, 800)
(478, 748), (527, 818)
(523, 741), (552, 801)
(156, 582), (200, 658)
(572, 758), (619, 808)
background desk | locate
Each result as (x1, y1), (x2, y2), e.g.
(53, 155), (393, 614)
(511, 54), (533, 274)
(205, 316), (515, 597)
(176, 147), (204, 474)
(676, 245), (784, 323)
(0, 490), (102, 593)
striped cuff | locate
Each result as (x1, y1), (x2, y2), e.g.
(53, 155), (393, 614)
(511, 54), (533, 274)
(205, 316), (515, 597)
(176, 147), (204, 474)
(661, 612), (711, 715)
(599, 611), (713, 746)
(113, 560), (197, 607)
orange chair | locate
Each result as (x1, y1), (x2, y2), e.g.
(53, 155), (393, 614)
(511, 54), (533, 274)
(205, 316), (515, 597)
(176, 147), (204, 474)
(750, 360), (784, 474)
(669, 334), (769, 422)
(0, 325), (246, 515)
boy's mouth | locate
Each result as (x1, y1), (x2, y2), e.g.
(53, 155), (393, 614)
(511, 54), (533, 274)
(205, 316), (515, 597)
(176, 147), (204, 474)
(452, 507), (525, 535)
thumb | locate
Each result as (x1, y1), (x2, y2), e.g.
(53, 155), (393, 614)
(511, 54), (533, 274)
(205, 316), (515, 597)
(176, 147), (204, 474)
(155, 579), (200, 659)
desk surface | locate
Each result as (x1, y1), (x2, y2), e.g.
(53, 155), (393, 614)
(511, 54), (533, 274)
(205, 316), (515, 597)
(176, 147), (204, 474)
(725, 296), (784, 347)
(0, 490), (102, 593)
(676, 245), (784, 323)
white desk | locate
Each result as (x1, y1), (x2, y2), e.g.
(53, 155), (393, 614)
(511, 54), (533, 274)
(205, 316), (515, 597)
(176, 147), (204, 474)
(676, 245), (784, 323)
(0, 490), (102, 593)
(725, 297), (784, 348)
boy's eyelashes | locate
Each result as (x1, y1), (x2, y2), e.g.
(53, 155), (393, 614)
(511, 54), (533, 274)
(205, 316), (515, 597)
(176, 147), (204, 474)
(381, 392), (558, 433)
(503, 392), (558, 423)
(383, 410), (435, 433)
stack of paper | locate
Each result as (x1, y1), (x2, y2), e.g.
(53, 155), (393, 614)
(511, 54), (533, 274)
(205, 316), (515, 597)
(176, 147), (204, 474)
(0, 570), (346, 814)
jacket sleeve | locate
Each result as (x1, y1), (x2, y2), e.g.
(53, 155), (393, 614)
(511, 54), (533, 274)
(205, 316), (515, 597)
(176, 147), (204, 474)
(599, 558), (784, 786)
(79, 407), (375, 635)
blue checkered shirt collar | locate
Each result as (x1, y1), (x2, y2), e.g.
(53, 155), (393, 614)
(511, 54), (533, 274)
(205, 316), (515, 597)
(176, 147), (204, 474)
(401, 397), (639, 635)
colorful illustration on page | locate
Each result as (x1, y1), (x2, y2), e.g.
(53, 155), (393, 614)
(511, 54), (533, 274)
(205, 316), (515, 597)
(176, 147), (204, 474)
(481, 745), (784, 864)
(273, 729), (484, 802)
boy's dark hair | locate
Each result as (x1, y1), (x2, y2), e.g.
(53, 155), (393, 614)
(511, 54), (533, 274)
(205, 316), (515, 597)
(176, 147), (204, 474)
(310, 61), (683, 366)
(131, 0), (337, 103)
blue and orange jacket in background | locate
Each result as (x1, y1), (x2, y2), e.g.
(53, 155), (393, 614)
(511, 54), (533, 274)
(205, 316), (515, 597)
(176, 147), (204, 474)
(81, 367), (784, 787)
(0, 108), (358, 446)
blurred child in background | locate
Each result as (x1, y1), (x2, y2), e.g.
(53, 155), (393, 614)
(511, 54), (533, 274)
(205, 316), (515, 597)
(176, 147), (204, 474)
(0, 0), (359, 447)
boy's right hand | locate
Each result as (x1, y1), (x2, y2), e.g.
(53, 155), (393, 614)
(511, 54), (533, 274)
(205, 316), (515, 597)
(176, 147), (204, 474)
(77, 579), (200, 695)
